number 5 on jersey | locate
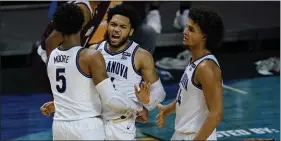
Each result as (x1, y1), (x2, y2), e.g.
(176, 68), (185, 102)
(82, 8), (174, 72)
(56, 68), (66, 93)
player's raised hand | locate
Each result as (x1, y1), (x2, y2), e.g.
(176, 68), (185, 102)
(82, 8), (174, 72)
(134, 82), (151, 104)
(40, 101), (55, 117)
(156, 104), (166, 128)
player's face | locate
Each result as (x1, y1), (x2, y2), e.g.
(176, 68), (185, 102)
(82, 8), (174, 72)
(183, 19), (207, 49)
(107, 14), (134, 48)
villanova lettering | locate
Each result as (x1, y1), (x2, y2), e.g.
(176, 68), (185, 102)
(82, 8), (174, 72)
(54, 55), (70, 64)
(180, 73), (188, 91)
(106, 61), (128, 79)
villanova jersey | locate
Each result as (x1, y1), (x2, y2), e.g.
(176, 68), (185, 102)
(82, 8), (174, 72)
(47, 46), (101, 121)
(96, 40), (142, 119)
(175, 54), (221, 133)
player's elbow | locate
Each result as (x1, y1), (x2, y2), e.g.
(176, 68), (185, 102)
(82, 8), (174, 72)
(218, 105), (224, 121)
(214, 110), (223, 123)
(210, 108), (223, 124)
(216, 110), (223, 122)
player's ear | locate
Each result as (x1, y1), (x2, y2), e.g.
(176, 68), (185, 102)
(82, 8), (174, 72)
(201, 34), (207, 42)
(129, 28), (134, 36)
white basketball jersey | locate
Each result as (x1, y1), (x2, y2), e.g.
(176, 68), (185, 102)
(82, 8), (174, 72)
(175, 54), (221, 133)
(96, 40), (142, 119)
(47, 46), (101, 121)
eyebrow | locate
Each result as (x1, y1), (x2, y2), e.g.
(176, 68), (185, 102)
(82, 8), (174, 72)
(110, 21), (127, 27)
(187, 25), (195, 31)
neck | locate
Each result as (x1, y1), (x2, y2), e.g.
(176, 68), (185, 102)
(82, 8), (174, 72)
(190, 44), (210, 62)
(61, 35), (81, 49)
(107, 40), (130, 52)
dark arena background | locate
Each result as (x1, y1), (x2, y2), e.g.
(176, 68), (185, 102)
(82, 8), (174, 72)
(0, 1), (280, 140)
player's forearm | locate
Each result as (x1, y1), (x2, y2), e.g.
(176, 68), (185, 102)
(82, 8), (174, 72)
(193, 112), (223, 140)
(96, 78), (143, 112)
(142, 79), (166, 111)
(45, 31), (63, 57)
(164, 100), (177, 116)
(106, 95), (143, 112)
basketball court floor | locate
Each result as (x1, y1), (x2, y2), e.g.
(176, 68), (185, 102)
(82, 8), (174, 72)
(0, 1), (279, 140)
(1, 76), (279, 140)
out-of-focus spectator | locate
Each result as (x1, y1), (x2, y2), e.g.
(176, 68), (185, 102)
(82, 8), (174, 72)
(145, 1), (192, 34)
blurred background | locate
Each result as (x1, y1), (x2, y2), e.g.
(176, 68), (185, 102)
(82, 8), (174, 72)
(0, 1), (280, 140)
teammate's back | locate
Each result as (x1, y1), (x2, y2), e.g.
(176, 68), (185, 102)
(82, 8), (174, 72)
(47, 46), (101, 120)
(43, 3), (151, 140)
(46, 3), (106, 140)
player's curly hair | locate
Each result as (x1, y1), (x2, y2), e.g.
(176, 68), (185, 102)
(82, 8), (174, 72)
(53, 3), (84, 35)
(188, 6), (225, 50)
(107, 4), (141, 30)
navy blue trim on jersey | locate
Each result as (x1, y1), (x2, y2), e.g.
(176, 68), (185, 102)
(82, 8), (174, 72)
(104, 40), (133, 56)
(95, 41), (103, 50)
(187, 57), (192, 66)
(205, 58), (223, 84)
(191, 57), (220, 90)
(57, 46), (77, 51)
(76, 48), (92, 78)
(191, 62), (202, 90)
(190, 53), (212, 67)
(205, 58), (220, 68)
(131, 45), (142, 76)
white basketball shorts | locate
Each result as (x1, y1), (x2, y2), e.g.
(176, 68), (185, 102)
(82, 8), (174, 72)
(52, 117), (105, 140)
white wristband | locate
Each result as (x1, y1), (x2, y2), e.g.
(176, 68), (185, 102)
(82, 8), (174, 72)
(96, 78), (143, 112)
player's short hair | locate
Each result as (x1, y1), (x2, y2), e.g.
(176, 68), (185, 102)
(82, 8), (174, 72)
(53, 3), (84, 35)
(107, 4), (141, 30)
(188, 6), (225, 50)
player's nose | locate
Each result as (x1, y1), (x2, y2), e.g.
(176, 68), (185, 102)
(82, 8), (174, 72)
(183, 28), (189, 35)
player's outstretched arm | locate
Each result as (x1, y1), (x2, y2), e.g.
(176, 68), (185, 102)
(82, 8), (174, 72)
(45, 3), (93, 57)
(192, 60), (223, 140)
(136, 48), (166, 110)
(45, 30), (63, 57)
(86, 49), (144, 112)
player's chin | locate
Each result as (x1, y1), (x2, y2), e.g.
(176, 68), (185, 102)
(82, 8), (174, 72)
(182, 42), (189, 47)
(109, 41), (120, 47)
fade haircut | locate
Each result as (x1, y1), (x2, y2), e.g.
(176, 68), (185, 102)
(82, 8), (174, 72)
(53, 3), (84, 35)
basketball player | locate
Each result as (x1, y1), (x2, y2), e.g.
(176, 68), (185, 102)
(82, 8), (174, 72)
(35, 0), (158, 94)
(40, 1), (159, 117)
(156, 6), (224, 140)
(46, 3), (151, 140)
(37, 0), (107, 62)
(41, 4), (166, 140)
(90, 4), (166, 140)
(35, 0), (110, 94)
